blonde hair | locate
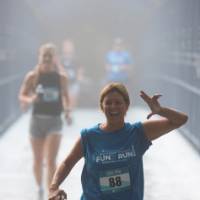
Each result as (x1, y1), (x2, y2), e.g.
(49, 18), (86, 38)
(39, 43), (57, 53)
(38, 43), (56, 62)
(35, 43), (63, 72)
(31, 43), (64, 88)
(99, 82), (130, 110)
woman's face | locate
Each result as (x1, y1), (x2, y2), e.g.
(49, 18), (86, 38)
(102, 91), (128, 123)
(63, 41), (75, 55)
(39, 51), (56, 70)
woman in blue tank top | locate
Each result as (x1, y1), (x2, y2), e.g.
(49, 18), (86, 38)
(48, 82), (188, 200)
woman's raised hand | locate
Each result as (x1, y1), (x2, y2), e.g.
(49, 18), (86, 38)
(140, 90), (162, 119)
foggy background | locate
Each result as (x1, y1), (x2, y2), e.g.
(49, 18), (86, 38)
(0, 0), (200, 151)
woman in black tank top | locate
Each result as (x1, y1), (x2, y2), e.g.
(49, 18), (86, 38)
(33, 71), (63, 116)
(19, 43), (72, 198)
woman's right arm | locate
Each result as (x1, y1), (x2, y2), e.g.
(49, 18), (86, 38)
(48, 137), (83, 200)
(18, 71), (37, 111)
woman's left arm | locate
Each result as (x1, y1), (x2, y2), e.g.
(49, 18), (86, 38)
(140, 91), (188, 141)
(60, 72), (72, 124)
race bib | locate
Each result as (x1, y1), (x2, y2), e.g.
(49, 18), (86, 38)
(43, 87), (59, 102)
(99, 167), (131, 194)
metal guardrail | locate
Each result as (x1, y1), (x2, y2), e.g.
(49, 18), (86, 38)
(145, 73), (200, 153)
(0, 74), (24, 135)
(0, 0), (41, 136)
(0, 73), (24, 87)
(138, 0), (200, 153)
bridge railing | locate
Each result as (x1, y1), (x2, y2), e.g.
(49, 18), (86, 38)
(145, 74), (200, 152)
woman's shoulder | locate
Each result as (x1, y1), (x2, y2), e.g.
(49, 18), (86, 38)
(124, 122), (144, 133)
(58, 70), (67, 76)
(80, 124), (99, 136)
(125, 121), (142, 128)
(131, 121), (143, 128)
(24, 70), (37, 81)
(58, 70), (68, 81)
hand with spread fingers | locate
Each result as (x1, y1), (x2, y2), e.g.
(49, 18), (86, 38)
(140, 90), (162, 119)
(48, 189), (67, 200)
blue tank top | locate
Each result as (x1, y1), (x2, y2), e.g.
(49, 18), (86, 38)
(80, 122), (152, 200)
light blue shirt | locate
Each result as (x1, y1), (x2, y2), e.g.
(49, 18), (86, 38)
(80, 122), (152, 200)
(106, 51), (132, 82)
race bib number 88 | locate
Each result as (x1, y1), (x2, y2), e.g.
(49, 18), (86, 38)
(99, 167), (131, 194)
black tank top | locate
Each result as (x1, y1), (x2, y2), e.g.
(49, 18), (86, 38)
(32, 71), (63, 116)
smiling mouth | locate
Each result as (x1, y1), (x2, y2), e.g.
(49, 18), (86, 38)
(44, 59), (52, 63)
(109, 112), (120, 116)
